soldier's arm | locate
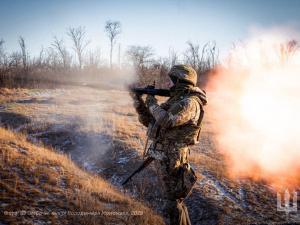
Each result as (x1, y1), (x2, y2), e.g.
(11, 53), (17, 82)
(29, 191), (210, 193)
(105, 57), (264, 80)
(148, 98), (200, 128)
(137, 107), (153, 127)
(130, 92), (153, 127)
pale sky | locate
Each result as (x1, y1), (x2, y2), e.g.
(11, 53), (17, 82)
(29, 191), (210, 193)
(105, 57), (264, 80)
(1, 0), (300, 64)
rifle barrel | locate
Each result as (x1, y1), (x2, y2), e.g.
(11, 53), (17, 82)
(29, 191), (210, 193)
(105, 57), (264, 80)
(122, 157), (154, 186)
(130, 87), (170, 97)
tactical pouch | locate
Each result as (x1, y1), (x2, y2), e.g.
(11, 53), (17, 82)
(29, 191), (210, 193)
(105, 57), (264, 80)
(146, 121), (161, 140)
(145, 142), (166, 160)
(173, 163), (197, 199)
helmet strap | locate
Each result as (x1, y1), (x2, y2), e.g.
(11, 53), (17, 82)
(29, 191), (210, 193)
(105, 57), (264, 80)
(169, 75), (178, 85)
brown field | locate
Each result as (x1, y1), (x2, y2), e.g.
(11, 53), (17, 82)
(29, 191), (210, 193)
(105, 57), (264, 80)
(0, 87), (299, 224)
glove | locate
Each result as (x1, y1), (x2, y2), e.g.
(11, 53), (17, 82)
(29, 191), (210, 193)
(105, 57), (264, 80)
(129, 90), (139, 100)
(145, 95), (157, 107)
(129, 90), (143, 109)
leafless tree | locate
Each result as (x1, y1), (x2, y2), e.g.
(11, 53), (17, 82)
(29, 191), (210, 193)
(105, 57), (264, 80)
(276, 39), (300, 64)
(183, 40), (219, 87)
(9, 51), (22, 69)
(18, 36), (28, 69)
(66, 26), (90, 70)
(208, 41), (219, 68)
(118, 44), (121, 68)
(0, 38), (4, 53)
(168, 47), (179, 66)
(184, 41), (201, 69)
(228, 40), (249, 68)
(36, 45), (47, 69)
(184, 40), (218, 70)
(44, 48), (60, 71)
(125, 45), (155, 67)
(51, 34), (72, 70)
(105, 20), (122, 69)
(84, 48), (102, 70)
(0, 38), (5, 67)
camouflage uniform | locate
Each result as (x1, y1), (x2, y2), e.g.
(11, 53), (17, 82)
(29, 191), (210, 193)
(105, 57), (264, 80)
(131, 65), (207, 225)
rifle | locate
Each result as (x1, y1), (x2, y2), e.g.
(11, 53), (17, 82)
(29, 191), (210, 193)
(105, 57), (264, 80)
(122, 157), (154, 186)
(130, 83), (170, 97)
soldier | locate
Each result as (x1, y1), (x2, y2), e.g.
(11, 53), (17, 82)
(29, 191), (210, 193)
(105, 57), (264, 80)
(130, 65), (207, 225)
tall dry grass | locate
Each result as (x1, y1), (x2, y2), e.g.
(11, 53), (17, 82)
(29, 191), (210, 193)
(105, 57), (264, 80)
(0, 125), (164, 224)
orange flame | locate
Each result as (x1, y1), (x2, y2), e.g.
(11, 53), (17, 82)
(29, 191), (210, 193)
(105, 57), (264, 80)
(207, 27), (300, 189)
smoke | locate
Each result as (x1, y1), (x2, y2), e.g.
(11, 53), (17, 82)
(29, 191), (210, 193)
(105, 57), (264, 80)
(102, 65), (138, 86)
(206, 25), (300, 188)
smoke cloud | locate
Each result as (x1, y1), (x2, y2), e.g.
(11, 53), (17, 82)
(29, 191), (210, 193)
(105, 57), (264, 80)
(206, 25), (300, 188)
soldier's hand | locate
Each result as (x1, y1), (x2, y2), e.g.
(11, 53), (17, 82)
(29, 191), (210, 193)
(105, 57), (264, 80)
(129, 90), (140, 100)
(145, 95), (157, 107)
(133, 99), (144, 109)
(129, 90), (144, 109)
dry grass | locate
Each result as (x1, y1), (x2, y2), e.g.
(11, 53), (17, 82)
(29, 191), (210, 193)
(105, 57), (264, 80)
(0, 88), (28, 102)
(0, 126), (164, 224)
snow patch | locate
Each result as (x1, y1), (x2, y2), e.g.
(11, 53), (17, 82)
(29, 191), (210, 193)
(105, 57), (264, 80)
(118, 157), (128, 164)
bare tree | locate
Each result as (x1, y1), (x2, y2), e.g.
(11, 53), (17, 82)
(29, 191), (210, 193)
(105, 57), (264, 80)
(125, 45), (155, 67)
(18, 36), (28, 69)
(277, 39), (300, 64)
(168, 47), (179, 66)
(184, 41), (201, 69)
(118, 44), (121, 68)
(44, 47), (59, 71)
(184, 40), (219, 70)
(0, 38), (5, 67)
(105, 20), (122, 69)
(66, 26), (90, 70)
(183, 40), (219, 87)
(35, 46), (43, 68)
(205, 41), (219, 69)
(9, 51), (22, 69)
(51, 34), (72, 70)
(0, 38), (4, 53)
(85, 48), (102, 70)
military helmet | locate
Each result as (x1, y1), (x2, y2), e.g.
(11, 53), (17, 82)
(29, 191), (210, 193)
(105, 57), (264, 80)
(167, 65), (197, 86)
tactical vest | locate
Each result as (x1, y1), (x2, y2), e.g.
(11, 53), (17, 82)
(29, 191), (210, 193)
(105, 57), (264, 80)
(147, 94), (204, 145)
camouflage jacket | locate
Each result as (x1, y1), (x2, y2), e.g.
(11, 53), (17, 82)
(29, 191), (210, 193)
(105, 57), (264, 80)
(137, 85), (207, 145)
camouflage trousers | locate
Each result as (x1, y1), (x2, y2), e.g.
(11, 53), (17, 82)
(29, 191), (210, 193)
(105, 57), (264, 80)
(154, 143), (192, 225)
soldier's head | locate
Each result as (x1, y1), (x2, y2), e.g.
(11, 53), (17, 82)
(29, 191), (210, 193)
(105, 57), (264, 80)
(167, 65), (197, 87)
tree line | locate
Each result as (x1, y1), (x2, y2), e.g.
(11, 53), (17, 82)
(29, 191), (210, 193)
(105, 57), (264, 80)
(0, 20), (219, 89)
